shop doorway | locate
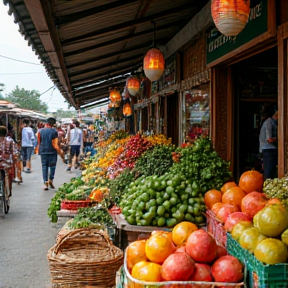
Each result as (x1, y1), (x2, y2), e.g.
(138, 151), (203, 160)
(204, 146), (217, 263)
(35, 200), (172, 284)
(233, 47), (278, 181)
(166, 93), (179, 145)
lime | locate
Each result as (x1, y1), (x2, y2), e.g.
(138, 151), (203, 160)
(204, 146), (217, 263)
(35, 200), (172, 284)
(157, 217), (166, 227)
(166, 186), (175, 194)
(170, 197), (178, 206)
(157, 206), (165, 216)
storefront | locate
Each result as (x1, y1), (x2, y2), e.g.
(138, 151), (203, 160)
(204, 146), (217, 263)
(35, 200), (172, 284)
(206, 0), (283, 180)
(181, 31), (211, 145)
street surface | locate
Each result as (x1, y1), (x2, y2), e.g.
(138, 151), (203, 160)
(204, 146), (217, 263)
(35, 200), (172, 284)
(0, 154), (80, 288)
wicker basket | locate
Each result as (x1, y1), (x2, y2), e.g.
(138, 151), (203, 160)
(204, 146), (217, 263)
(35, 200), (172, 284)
(47, 228), (124, 288)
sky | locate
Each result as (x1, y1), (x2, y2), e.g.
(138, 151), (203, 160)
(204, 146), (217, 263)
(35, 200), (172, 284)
(0, 3), (74, 112)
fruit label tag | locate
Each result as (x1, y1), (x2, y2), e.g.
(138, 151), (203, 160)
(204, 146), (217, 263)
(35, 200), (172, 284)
(252, 272), (259, 288)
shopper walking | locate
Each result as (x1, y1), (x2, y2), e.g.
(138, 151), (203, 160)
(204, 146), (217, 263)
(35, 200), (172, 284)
(66, 120), (83, 172)
(21, 119), (35, 173)
(259, 106), (278, 180)
(37, 117), (64, 190)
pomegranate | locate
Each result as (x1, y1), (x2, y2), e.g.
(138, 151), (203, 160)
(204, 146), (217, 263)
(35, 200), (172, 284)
(175, 245), (186, 253)
(224, 212), (251, 232)
(216, 204), (238, 223)
(241, 192), (267, 218)
(216, 244), (228, 258)
(161, 252), (195, 281)
(189, 263), (213, 282)
(211, 255), (243, 283)
(186, 230), (217, 263)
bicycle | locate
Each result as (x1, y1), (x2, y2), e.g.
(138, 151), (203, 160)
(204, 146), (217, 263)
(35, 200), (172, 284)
(0, 168), (10, 217)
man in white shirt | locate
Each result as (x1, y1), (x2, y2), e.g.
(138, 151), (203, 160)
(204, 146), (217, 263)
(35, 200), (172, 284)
(21, 119), (35, 173)
(66, 121), (83, 172)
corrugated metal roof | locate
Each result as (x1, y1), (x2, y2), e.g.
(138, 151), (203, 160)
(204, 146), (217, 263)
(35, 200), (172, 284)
(3, 0), (210, 108)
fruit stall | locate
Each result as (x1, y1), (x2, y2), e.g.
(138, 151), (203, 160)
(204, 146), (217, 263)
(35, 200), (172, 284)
(47, 130), (288, 287)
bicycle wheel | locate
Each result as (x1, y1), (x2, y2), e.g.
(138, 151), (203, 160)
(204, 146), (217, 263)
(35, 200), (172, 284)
(0, 176), (6, 216)
(4, 173), (10, 214)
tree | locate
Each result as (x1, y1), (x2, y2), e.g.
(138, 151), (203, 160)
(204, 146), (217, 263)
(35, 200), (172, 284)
(5, 86), (48, 113)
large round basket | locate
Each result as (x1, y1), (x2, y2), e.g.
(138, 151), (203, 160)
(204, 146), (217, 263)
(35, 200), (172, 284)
(47, 228), (123, 288)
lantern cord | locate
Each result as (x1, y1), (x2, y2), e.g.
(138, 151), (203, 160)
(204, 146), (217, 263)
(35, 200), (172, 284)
(151, 21), (156, 48)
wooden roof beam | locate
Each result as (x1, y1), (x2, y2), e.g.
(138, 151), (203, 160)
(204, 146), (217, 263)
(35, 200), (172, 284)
(55, 0), (138, 26)
(64, 21), (180, 57)
(61, 4), (193, 46)
(74, 78), (127, 96)
(72, 64), (139, 89)
(67, 38), (166, 70)
(69, 53), (144, 78)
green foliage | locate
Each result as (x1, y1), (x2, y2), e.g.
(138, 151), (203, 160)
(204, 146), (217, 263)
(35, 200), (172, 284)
(133, 144), (176, 177)
(5, 85), (48, 112)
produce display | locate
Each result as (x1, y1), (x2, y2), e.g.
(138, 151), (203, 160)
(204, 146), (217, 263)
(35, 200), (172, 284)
(120, 137), (232, 227)
(125, 221), (244, 285)
(204, 170), (288, 265)
(48, 131), (232, 229)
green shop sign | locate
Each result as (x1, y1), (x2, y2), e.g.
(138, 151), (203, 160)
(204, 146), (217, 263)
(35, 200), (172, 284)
(207, 0), (267, 65)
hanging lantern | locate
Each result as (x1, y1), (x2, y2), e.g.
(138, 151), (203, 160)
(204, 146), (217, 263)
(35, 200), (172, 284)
(123, 102), (132, 117)
(211, 0), (250, 37)
(126, 76), (140, 96)
(143, 48), (165, 82)
(109, 88), (121, 103)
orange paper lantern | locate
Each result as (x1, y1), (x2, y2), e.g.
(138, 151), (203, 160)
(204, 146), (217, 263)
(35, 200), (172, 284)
(123, 102), (132, 117)
(143, 48), (165, 82)
(211, 0), (250, 37)
(109, 89), (121, 103)
(127, 76), (140, 96)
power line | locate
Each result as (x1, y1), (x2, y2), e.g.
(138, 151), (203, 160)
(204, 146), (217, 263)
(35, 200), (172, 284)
(0, 54), (42, 65)
(39, 86), (55, 96)
(0, 72), (45, 75)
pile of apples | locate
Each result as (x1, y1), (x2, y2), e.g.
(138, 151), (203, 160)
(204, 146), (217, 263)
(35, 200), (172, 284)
(126, 222), (244, 285)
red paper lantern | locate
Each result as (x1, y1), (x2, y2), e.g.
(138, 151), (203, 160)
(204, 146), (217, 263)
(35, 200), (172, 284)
(126, 76), (140, 96)
(123, 102), (132, 117)
(109, 89), (121, 103)
(211, 0), (250, 37)
(143, 48), (165, 82)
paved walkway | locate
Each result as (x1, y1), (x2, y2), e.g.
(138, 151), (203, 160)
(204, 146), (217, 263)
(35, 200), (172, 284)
(0, 154), (80, 288)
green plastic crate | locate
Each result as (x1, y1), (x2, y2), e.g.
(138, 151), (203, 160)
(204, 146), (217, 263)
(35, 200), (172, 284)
(227, 232), (288, 288)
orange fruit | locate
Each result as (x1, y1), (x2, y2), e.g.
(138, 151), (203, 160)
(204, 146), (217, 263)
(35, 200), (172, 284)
(126, 240), (148, 272)
(131, 261), (162, 283)
(222, 186), (246, 210)
(221, 181), (237, 194)
(204, 189), (222, 209)
(145, 232), (176, 264)
(211, 202), (225, 215)
(239, 170), (264, 193)
(172, 221), (198, 246)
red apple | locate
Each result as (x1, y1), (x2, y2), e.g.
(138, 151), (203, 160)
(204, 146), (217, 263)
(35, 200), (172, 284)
(241, 192), (267, 218)
(224, 212), (251, 232)
(216, 204), (238, 223)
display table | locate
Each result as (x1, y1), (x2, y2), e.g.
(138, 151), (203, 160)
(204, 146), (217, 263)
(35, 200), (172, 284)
(111, 213), (170, 250)
(56, 209), (77, 217)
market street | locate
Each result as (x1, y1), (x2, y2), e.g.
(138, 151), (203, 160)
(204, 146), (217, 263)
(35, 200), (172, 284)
(0, 154), (80, 288)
